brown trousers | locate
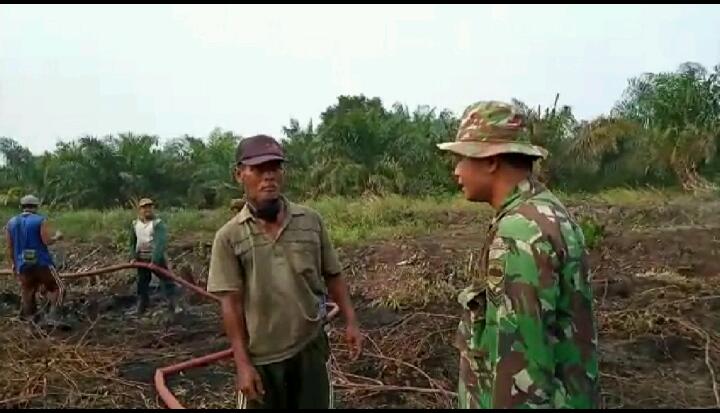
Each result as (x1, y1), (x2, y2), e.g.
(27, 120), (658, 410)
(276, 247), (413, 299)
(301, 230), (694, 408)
(17, 265), (65, 317)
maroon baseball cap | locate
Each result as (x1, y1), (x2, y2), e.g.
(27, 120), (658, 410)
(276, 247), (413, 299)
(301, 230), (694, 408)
(235, 134), (286, 166)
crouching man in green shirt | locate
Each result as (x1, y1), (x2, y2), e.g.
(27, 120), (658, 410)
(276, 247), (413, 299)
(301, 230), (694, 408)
(207, 135), (363, 409)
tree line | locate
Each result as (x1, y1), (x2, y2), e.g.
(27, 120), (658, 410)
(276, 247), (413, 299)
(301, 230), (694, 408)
(1, 61), (718, 209)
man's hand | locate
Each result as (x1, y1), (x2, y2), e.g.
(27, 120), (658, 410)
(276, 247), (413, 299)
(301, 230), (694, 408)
(345, 322), (363, 360)
(236, 362), (265, 401)
(325, 275), (363, 360)
(52, 230), (64, 241)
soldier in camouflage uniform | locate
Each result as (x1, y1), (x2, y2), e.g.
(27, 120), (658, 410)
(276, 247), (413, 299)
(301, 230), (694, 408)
(437, 101), (599, 409)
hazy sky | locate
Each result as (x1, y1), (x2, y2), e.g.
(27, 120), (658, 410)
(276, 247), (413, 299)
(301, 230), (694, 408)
(1, 4), (719, 153)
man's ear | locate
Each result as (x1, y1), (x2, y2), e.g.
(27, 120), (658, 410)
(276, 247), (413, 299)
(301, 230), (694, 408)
(233, 165), (244, 184)
(487, 156), (500, 174)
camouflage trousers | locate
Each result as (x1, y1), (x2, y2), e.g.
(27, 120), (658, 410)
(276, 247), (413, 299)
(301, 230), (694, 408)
(457, 353), (594, 409)
(457, 358), (474, 409)
(456, 315), (491, 409)
(457, 352), (489, 409)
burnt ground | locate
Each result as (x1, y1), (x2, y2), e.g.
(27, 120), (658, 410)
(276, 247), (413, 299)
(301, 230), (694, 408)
(3, 199), (720, 409)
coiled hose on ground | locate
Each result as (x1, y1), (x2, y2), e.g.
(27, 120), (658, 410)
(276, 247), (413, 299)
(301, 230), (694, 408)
(1, 262), (339, 409)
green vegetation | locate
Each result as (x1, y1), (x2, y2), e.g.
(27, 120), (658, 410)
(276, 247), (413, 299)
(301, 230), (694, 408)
(0, 195), (483, 249)
(0, 187), (689, 259)
(307, 194), (485, 245)
(0, 62), (718, 210)
(578, 217), (605, 250)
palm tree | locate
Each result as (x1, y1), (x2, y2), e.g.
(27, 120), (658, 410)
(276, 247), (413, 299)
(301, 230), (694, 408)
(613, 62), (720, 192)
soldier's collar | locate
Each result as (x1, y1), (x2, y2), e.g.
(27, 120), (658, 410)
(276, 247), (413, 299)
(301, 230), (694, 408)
(497, 176), (544, 216)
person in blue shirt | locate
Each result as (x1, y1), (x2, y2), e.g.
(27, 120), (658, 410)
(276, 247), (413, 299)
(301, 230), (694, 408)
(4, 194), (64, 324)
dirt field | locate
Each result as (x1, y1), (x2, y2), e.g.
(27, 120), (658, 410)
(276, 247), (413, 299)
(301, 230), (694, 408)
(3, 198), (720, 409)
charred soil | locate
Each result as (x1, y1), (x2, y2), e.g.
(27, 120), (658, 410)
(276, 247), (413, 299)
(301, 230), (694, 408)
(2, 198), (720, 408)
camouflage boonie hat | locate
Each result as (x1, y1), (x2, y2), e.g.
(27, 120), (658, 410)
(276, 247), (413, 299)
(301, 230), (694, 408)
(437, 101), (548, 159)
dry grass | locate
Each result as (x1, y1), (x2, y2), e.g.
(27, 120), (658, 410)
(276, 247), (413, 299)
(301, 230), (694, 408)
(0, 317), (153, 408)
(327, 313), (459, 409)
(595, 267), (720, 409)
(3, 195), (720, 408)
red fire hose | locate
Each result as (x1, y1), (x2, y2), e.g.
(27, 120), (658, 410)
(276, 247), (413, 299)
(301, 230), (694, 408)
(1, 262), (339, 409)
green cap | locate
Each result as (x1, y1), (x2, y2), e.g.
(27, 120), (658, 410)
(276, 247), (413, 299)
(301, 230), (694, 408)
(437, 100), (547, 159)
(138, 198), (154, 207)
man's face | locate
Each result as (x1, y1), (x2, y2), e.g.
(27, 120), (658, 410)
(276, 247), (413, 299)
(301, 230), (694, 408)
(236, 160), (284, 203)
(453, 156), (496, 202)
(139, 204), (155, 220)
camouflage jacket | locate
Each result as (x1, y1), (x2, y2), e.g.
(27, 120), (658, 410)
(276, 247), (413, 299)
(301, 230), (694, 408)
(456, 177), (599, 409)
